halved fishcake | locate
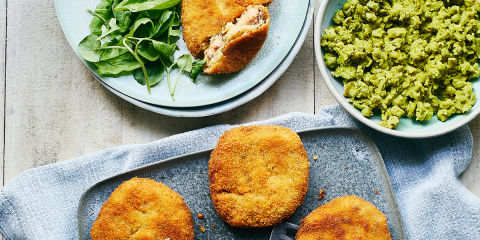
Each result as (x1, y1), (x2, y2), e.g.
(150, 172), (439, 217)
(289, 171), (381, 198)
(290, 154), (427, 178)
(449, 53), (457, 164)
(203, 5), (270, 74)
(181, 0), (272, 57)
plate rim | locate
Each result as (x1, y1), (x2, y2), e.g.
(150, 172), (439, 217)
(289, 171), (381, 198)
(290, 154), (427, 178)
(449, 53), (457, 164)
(54, 0), (310, 108)
(314, 0), (480, 139)
(77, 126), (406, 240)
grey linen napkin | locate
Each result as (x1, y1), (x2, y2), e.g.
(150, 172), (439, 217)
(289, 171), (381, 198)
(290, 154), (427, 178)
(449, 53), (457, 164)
(0, 105), (479, 239)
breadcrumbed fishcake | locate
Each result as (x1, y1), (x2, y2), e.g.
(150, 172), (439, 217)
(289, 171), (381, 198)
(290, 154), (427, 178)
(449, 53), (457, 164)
(202, 5), (270, 74)
(209, 125), (310, 228)
(296, 195), (392, 240)
(181, 0), (272, 57)
(90, 177), (194, 240)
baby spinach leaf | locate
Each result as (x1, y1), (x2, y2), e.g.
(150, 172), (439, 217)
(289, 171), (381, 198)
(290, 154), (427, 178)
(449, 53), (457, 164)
(88, 0), (114, 34)
(190, 60), (205, 81)
(79, 0), (203, 96)
(97, 18), (120, 40)
(78, 35), (102, 62)
(94, 52), (141, 75)
(135, 22), (156, 38)
(176, 54), (193, 72)
(170, 10), (180, 27)
(169, 54), (192, 98)
(151, 40), (176, 56)
(137, 42), (161, 61)
(100, 46), (128, 61)
(124, 18), (154, 39)
(167, 26), (181, 44)
(112, 0), (132, 33)
(115, 0), (181, 12)
(89, 17), (106, 35)
(138, 9), (164, 19)
(91, 0), (113, 19)
(154, 10), (174, 36)
(113, 11), (131, 33)
(133, 61), (165, 86)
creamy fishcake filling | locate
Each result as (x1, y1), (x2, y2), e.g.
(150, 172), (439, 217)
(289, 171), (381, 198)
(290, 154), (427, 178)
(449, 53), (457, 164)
(204, 5), (267, 64)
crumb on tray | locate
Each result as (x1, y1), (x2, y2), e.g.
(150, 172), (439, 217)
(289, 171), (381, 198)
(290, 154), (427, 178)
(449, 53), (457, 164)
(318, 189), (326, 200)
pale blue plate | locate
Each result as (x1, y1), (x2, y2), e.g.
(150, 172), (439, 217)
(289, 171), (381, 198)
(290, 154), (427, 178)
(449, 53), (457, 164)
(85, 0), (313, 117)
(315, 0), (480, 138)
(55, 0), (309, 107)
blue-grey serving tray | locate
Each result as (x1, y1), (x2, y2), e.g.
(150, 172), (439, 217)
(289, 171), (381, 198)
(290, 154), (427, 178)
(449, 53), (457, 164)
(78, 127), (406, 239)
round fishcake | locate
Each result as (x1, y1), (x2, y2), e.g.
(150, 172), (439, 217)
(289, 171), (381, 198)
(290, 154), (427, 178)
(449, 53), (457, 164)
(209, 125), (310, 227)
(296, 195), (392, 240)
(91, 177), (194, 240)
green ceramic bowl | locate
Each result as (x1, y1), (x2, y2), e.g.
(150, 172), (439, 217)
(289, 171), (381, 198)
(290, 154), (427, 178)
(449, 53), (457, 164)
(314, 0), (480, 138)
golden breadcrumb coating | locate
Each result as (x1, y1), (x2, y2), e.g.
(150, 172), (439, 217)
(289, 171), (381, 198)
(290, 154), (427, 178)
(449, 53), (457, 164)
(181, 0), (272, 57)
(209, 125), (310, 227)
(296, 195), (392, 240)
(203, 5), (270, 74)
(90, 177), (194, 240)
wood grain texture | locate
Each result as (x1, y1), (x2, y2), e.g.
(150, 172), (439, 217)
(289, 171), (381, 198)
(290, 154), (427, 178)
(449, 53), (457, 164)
(0, 0), (6, 188)
(313, 0), (336, 111)
(2, 0), (313, 183)
(1, 1), (6, 238)
(461, 117), (480, 197)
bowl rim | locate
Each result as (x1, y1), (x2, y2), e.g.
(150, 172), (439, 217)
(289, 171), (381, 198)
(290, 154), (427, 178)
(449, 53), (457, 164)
(314, 0), (480, 139)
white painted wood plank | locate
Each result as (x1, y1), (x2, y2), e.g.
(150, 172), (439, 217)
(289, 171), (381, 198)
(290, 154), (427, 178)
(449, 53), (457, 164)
(0, 0), (6, 188)
(4, 0), (314, 183)
(0, 0), (5, 237)
(461, 117), (480, 197)
(314, 0), (337, 111)
(4, 0), (129, 182)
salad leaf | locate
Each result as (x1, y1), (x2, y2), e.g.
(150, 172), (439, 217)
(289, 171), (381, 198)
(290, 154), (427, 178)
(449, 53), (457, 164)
(168, 54), (192, 99)
(123, 18), (155, 39)
(94, 52), (141, 75)
(167, 26), (181, 44)
(154, 10), (174, 36)
(79, 0), (204, 98)
(97, 18), (121, 40)
(190, 60), (205, 81)
(78, 35), (102, 62)
(139, 10), (164, 19)
(137, 42), (161, 61)
(115, 0), (181, 12)
(133, 61), (165, 86)
(99, 46), (128, 61)
(88, 0), (114, 34)
(89, 16), (107, 35)
(151, 40), (176, 56)
(112, 10), (132, 33)
(79, 35), (128, 62)
(176, 54), (192, 72)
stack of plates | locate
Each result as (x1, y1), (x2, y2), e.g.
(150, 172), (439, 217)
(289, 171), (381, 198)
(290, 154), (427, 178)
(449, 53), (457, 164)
(55, 0), (313, 117)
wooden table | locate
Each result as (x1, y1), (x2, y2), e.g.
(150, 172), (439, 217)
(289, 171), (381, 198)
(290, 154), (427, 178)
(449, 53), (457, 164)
(1, 0), (479, 237)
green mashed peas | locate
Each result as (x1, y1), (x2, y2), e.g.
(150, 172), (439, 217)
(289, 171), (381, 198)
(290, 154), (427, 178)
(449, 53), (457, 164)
(321, 0), (480, 129)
